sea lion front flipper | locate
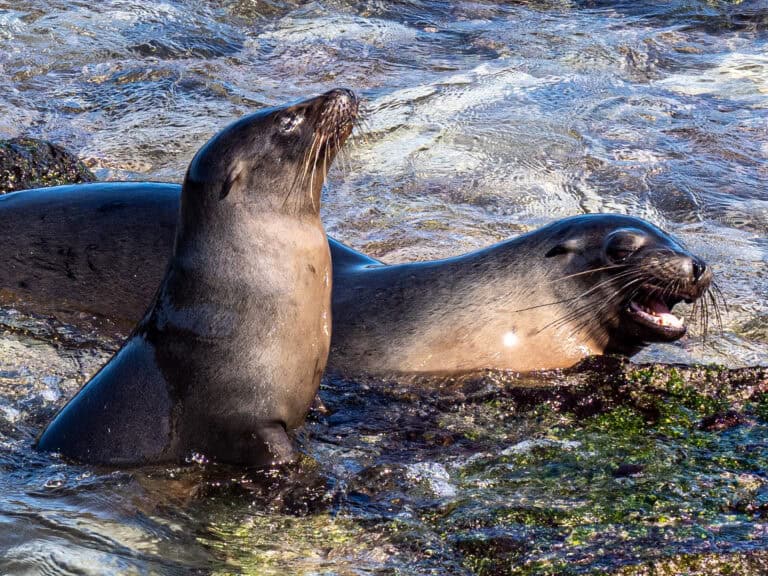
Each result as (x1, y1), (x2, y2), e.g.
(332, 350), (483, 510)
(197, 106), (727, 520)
(259, 423), (297, 466)
(189, 416), (297, 467)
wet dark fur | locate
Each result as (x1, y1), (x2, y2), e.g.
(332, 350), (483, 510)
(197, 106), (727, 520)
(329, 214), (717, 374)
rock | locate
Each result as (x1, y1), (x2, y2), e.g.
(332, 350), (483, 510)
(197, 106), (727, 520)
(699, 409), (748, 431)
(0, 137), (95, 194)
(612, 463), (645, 478)
(614, 549), (768, 575)
(378, 355), (768, 421)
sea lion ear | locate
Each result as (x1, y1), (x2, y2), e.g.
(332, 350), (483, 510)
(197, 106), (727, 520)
(545, 238), (583, 258)
(220, 166), (243, 200)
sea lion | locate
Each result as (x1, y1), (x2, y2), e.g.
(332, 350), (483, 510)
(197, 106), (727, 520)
(35, 88), (359, 466)
(329, 214), (714, 374)
(1, 181), (713, 375)
(0, 182), (178, 329)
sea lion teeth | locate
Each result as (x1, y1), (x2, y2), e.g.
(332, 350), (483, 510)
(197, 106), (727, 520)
(659, 313), (684, 328)
(630, 301), (684, 328)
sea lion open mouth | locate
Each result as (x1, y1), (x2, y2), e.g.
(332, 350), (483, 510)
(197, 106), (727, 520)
(626, 287), (691, 337)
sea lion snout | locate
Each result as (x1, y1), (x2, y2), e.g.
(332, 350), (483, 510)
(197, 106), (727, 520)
(637, 250), (712, 302)
(287, 88), (358, 132)
(315, 88), (359, 140)
(669, 254), (712, 300)
(321, 87), (357, 108)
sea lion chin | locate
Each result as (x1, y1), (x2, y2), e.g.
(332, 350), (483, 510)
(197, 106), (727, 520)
(35, 88), (358, 466)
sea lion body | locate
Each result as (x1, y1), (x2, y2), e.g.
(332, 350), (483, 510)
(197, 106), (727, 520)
(0, 183), (177, 329)
(36, 89), (358, 466)
(1, 182), (712, 376)
(0, 182), (354, 332)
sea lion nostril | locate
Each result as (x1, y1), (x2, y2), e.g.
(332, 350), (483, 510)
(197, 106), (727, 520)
(323, 88), (357, 109)
(692, 259), (706, 282)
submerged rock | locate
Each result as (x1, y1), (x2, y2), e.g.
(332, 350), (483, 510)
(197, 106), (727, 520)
(0, 138), (95, 194)
(614, 549), (768, 576)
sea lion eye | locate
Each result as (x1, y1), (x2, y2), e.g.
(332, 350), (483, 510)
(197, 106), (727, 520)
(278, 113), (303, 133)
(604, 228), (646, 263)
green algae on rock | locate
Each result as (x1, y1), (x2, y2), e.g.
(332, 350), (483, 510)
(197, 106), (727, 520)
(316, 358), (768, 575)
(0, 138), (95, 194)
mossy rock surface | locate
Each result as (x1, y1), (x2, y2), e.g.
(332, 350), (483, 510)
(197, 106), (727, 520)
(308, 358), (768, 575)
(0, 137), (95, 193)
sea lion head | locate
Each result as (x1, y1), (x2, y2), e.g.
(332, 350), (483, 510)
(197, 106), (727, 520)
(179, 88), (358, 234)
(543, 214), (714, 356)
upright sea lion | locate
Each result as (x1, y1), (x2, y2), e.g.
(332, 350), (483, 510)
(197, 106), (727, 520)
(35, 88), (359, 466)
(0, 179), (713, 375)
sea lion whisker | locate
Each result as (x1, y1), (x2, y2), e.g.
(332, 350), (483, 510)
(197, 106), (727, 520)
(688, 297), (699, 331)
(539, 290), (629, 335)
(298, 131), (321, 190)
(702, 292), (710, 341)
(550, 263), (629, 283)
(702, 293), (720, 336)
(545, 303), (608, 334)
(308, 134), (325, 208)
(352, 103), (372, 131)
(508, 269), (640, 314)
(548, 271), (647, 313)
(333, 133), (350, 175)
(285, 132), (319, 210)
(692, 297), (701, 336)
(285, 153), (307, 206)
(350, 124), (371, 147)
(701, 291), (713, 338)
(707, 289), (723, 333)
(316, 140), (330, 211)
(536, 302), (597, 334)
(561, 269), (647, 303)
(538, 277), (646, 335)
(352, 115), (375, 148)
(708, 293), (716, 337)
(698, 294), (708, 339)
(711, 281), (730, 315)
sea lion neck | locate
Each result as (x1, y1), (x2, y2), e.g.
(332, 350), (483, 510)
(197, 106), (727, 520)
(175, 174), (309, 245)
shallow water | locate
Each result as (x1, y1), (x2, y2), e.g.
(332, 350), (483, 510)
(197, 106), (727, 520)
(0, 0), (767, 573)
